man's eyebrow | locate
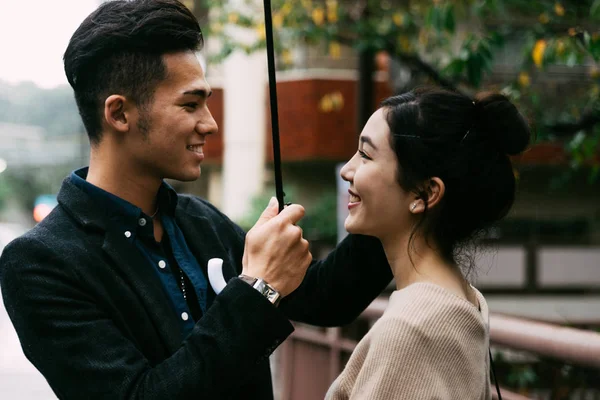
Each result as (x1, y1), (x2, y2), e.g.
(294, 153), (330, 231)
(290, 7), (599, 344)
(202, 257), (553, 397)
(360, 136), (377, 150)
(183, 89), (213, 99)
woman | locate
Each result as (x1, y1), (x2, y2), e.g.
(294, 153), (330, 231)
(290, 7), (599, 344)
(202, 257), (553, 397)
(327, 87), (530, 399)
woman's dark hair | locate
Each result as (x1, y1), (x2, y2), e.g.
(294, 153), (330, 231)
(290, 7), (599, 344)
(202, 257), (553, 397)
(381, 87), (530, 274)
(63, 0), (203, 144)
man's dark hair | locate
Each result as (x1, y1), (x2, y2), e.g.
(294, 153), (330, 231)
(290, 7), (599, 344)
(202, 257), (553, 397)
(64, 0), (203, 144)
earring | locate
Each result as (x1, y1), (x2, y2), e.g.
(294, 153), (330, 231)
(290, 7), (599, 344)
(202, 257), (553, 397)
(411, 203), (418, 212)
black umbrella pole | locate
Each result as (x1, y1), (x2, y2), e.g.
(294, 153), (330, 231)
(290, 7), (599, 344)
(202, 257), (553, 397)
(263, 0), (285, 213)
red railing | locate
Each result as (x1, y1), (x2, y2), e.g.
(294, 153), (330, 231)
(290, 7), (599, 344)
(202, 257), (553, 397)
(278, 297), (600, 400)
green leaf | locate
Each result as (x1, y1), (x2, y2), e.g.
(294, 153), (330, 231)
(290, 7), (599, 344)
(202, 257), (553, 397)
(479, 41), (493, 61)
(592, 0), (600, 20)
(590, 165), (600, 183)
(425, 6), (435, 28)
(443, 59), (465, 76)
(569, 131), (586, 150)
(566, 52), (578, 67)
(445, 4), (456, 33)
(488, 32), (505, 47)
(589, 38), (600, 61)
(467, 54), (483, 87)
(584, 31), (591, 47)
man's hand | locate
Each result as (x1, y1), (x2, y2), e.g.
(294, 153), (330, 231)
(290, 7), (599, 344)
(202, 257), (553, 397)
(242, 197), (312, 297)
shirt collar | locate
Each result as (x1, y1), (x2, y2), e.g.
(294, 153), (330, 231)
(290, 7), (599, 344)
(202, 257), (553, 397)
(70, 167), (178, 237)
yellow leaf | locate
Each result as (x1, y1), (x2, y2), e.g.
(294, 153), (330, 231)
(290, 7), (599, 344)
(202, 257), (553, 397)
(330, 91), (344, 110)
(554, 3), (565, 17)
(228, 12), (239, 24)
(398, 35), (411, 52)
(327, 10), (338, 23)
(282, 49), (293, 65)
(319, 95), (333, 112)
(556, 39), (565, 55)
(329, 42), (341, 59)
(393, 13), (405, 27)
(518, 72), (531, 87)
(312, 7), (325, 26)
(281, 3), (293, 16)
(256, 23), (266, 40)
(273, 12), (284, 28)
(568, 27), (577, 36)
(419, 30), (428, 46)
(212, 23), (223, 34)
(590, 65), (600, 79)
(538, 13), (550, 24)
(326, 0), (338, 22)
(302, 0), (312, 11)
(532, 39), (546, 68)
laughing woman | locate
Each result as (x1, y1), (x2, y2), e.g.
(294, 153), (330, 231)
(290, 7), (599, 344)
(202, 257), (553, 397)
(327, 87), (530, 400)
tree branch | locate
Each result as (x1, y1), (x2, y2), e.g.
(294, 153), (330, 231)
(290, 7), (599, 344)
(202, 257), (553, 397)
(394, 52), (463, 93)
(335, 34), (599, 140)
(546, 110), (600, 137)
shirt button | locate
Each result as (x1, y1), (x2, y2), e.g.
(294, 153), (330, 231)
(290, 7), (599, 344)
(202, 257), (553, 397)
(181, 312), (189, 321)
(158, 260), (166, 269)
(138, 218), (147, 226)
(124, 231), (131, 238)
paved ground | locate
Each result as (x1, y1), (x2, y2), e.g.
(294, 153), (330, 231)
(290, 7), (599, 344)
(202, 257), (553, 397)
(0, 289), (56, 399)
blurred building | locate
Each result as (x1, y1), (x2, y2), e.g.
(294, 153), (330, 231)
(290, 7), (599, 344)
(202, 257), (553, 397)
(0, 122), (88, 168)
(174, 1), (600, 328)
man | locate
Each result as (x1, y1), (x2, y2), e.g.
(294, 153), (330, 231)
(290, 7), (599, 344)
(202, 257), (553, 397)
(0, 1), (391, 398)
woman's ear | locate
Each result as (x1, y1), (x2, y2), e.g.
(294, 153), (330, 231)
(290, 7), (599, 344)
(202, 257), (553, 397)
(425, 177), (445, 209)
(409, 178), (445, 214)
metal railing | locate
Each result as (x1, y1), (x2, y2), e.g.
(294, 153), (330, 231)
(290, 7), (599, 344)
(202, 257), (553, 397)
(278, 297), (600, 400)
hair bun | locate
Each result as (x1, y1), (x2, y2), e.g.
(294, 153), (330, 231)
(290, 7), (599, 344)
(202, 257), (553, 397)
(473, 92), (530, 156)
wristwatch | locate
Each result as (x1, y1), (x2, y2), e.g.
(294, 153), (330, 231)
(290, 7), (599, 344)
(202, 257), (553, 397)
(238, 274), (282, 307)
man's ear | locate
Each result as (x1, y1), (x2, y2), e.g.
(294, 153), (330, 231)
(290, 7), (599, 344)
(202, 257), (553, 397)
(424, 177), (445, 209)
(104, 95), (130, 133)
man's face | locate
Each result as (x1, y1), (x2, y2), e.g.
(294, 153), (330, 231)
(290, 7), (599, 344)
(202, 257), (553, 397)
(125, 51), (217, 182)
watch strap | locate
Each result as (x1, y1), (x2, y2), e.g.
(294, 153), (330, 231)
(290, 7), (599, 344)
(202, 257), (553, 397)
(238, 274), (282, 307)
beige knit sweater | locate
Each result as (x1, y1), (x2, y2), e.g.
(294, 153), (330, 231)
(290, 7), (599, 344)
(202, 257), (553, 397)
(326, 282), (491, 400)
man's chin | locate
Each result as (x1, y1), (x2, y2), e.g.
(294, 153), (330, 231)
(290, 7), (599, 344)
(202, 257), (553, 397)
(169, 168), (202, 182)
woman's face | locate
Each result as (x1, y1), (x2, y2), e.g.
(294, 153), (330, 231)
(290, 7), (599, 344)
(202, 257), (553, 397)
(340, 108), (415, 240)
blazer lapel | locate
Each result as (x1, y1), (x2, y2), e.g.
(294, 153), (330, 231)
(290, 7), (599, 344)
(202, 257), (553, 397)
(102, 229), (182, 353)
(176, 212), (239, 305)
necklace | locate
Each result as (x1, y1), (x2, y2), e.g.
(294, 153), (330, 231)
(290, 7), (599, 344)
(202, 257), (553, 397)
(149, 206), (160, 219)
(179, 268), (187, 300)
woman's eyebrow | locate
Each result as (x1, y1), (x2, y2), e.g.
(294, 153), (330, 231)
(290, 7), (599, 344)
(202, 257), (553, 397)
(360, 136), (377, 150)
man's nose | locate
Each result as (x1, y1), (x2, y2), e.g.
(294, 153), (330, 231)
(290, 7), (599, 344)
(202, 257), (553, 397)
(197, 108), (218, 136)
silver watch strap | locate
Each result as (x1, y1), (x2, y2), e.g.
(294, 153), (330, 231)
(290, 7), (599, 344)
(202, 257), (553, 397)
(238, 274), (282, 307)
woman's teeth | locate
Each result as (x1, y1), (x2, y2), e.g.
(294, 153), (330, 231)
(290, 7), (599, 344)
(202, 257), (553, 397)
(187, 145), (202, 153)
(349, 194), (361, 203)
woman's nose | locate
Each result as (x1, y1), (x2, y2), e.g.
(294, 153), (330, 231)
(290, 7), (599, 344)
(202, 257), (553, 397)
(340, 159), (354, 182)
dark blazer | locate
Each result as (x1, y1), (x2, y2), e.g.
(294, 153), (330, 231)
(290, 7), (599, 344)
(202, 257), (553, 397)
(0, 175), (391, 399)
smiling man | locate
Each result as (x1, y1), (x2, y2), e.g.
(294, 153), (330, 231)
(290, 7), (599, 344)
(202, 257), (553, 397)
(0, 1), (392, 399)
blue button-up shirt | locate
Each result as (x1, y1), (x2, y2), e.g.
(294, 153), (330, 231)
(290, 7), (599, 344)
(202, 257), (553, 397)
(71, 168), (208, 338)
